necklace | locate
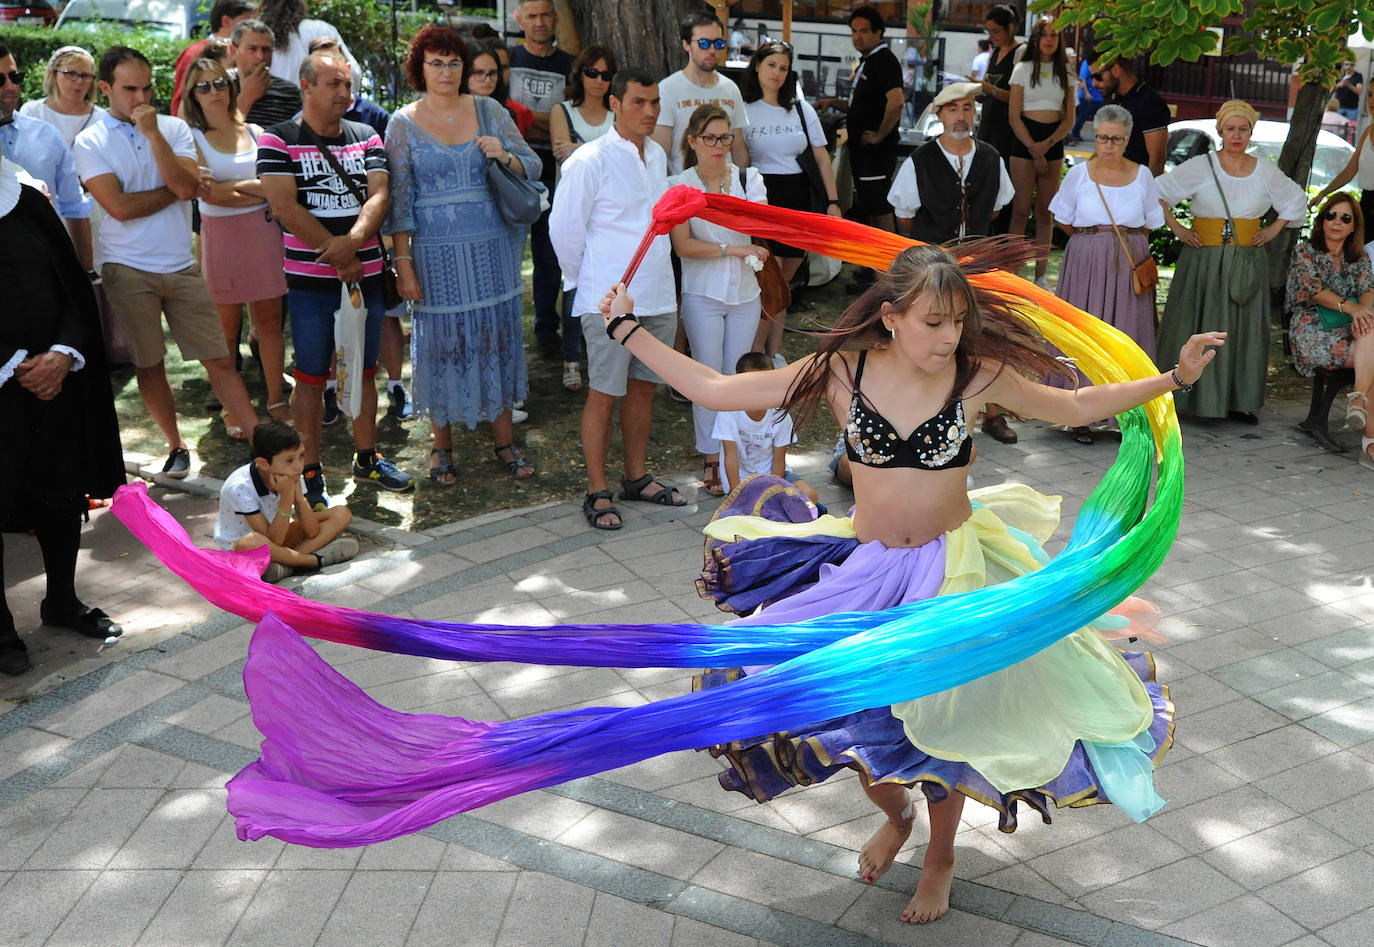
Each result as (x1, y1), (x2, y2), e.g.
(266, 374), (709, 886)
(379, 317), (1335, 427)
(426, 96), (462, 124)
(698, 165), (729, 194)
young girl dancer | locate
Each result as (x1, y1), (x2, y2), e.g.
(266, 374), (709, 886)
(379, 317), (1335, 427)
(601, 241), (1223, 923)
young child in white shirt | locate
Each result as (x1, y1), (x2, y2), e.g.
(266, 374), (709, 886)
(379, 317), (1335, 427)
(213, 421), (358, 582)
(710, 352), (820, 504)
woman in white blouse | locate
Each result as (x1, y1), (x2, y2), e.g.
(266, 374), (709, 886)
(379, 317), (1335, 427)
(667, 105), (769, 496)
(1049, 105), (1163, 443)
(1007, 16), (1075, 286)
(1156, 99), (1307, 422)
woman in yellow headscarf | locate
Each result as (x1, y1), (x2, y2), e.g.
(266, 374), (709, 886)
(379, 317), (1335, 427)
(1154, 100), (1306, 422)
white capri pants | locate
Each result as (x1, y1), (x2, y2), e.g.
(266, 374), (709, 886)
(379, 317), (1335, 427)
(679, 292), (762, 454)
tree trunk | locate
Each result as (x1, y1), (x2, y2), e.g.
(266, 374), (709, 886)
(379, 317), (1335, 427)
(563, 0), (697, 80)
(1265, 80), (1326, 292)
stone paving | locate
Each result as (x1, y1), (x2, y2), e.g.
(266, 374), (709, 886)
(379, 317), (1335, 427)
(2, 393), (1373, 946)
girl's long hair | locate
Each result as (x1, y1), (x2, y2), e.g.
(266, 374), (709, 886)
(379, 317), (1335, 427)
(1027, 15), (1070, 92)
(782, 239), (1073, 426)
(680, 103), (731, 172)
(257, 0), (305, 52)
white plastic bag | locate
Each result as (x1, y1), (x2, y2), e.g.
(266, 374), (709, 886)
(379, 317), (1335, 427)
(333, 282), (367, 420)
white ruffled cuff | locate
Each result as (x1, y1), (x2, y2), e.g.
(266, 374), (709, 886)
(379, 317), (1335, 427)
(0, 349), (28, 388)
(50, 344), (85, 373)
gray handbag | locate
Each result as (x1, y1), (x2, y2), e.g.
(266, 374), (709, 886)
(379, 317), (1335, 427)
(477, 98), (546, 227)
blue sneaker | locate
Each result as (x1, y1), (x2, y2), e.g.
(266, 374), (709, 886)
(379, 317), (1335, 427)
(352, 451), (414, 492)
(322, 387), (341, 426)
(387, 383), (417, 422)
(302, 463), (329, 510)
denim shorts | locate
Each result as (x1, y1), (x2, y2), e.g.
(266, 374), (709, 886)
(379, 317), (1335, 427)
(289, 280), (383, 384)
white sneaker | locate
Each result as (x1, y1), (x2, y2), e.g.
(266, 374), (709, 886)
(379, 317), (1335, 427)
(316, 537), (360, 568)
(261, 562), (293, 583)
(771, 353), (787, 370)
(512, 407), (529, 424)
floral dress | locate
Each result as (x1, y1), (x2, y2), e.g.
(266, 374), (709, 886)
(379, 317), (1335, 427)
(383, 97), (541, 427)
(1285, 241), (1374, 377)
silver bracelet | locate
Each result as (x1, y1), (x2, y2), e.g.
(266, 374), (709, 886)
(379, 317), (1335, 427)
(1170, 365), (1192, 393)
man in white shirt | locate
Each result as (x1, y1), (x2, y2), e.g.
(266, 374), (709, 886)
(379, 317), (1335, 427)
(73, 46), (258, 479)
(551, 68), (685, 530)
(652, 12), (749, 175)
(888, 82), (1015, 241)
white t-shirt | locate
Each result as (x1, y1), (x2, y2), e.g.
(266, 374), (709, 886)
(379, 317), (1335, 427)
(887, 140), (1016, 232)
(742, 99), (825, 175)
(667, 163), (767, 303)
(268, 18), (363, 90)
(969, 51), (991, 82)
(214, 463), (300, 550)
(73, 113), (197, 273)
(18, 99), (106, 149)
(1049, 161), (1165, 230)
(711, 407), (795, 491)
(656, 70), (748, 175)
(190, 126), (268, 218)
(1010, 61), (1069, 112)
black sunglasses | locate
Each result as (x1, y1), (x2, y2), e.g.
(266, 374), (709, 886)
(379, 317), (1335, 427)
(1090, 68), (1111, 81)
(0, 70), (25, 87)
(1324, 210), (1354, 224)
(695, 38), (727, 50)
(191, 77), (230, 94)
(581, 66), (614, 81)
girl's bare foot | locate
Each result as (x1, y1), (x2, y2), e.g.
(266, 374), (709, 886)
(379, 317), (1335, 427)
(900, 856), (955, 923)
(857, 815), (913, 883)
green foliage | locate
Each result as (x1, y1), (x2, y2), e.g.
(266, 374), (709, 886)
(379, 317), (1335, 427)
(0, 24), (185, 107)
(309, 0), (437, 108)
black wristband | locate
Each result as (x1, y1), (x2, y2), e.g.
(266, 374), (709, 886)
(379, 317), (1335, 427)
(606, 312), (639, 341)
(619, 322), (644, 346)
(827, 199), (840, 205)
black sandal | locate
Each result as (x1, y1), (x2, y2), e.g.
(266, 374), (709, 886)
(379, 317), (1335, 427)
(1071, 426), (1094, 445)
(582, 490), (622, 530)
(620, 473), (686, 506)
(494, 443), (534, 479)
(429, 448), (457, 485)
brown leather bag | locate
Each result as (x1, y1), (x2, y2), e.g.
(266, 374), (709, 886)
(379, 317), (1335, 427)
(1130, 254), (1159, 295)
(755, 249), (792, 315)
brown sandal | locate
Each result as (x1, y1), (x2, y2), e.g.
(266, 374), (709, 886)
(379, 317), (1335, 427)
(703, 457), (724, 496)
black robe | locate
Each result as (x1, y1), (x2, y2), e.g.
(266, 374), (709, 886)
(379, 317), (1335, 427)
(0, 184), (125, 528)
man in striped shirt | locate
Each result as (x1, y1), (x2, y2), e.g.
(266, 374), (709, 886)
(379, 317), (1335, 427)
(258, 51), (413, 509)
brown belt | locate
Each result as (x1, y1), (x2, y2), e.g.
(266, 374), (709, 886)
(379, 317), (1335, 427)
(1192, 217), (1261, 247)
(1073, 225), (1151, 236)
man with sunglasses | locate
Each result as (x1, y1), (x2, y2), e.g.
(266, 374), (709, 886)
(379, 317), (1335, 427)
(1089, 57), (1169, 176)
(510, 0), (576, 361)
(0, 44), (93, 272)
(652, 11), (750, 175)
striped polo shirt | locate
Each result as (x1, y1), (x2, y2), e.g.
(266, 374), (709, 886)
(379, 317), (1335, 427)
(257, 117), (388, 290)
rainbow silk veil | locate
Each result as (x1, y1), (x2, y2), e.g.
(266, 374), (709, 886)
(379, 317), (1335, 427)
(112, 188), (1185, 848)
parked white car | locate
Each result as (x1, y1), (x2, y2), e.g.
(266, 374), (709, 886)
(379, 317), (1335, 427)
(54, 0), (206, 39)
(1163, 118), (1355, 190)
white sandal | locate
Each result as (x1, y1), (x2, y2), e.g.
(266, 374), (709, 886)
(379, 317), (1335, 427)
(1362, 436), (1374, 471)
(1347, 391), (1369, 431)
(562, 361), (582, 391)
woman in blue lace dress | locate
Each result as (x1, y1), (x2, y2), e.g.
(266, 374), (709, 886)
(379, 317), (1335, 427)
(385, 25), (541, 484)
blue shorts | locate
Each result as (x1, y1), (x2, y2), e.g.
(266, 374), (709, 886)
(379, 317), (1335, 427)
(289, 280), (383, 384)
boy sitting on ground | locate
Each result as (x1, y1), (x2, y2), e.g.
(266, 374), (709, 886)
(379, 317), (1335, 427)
(214, 421), (358, 581)
(712, 352), (821, 505)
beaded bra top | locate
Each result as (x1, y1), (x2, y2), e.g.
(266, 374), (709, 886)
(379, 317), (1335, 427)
(843, 350), (972, 470)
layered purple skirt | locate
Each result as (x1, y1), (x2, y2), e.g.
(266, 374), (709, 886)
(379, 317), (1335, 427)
(693, 480), (1174, 832)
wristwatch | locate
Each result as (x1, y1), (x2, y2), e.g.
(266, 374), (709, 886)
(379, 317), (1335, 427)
(719, 242), (728, 258)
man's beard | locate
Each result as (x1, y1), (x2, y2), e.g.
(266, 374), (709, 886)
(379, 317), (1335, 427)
(946, 124), (971, 140)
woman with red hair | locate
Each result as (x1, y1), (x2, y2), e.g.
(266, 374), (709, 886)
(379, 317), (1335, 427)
(385, 25), (541, 485)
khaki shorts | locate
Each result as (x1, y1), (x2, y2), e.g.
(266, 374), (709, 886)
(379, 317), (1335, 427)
(580, 310), (677, 397)
(101, 262), (230, 369)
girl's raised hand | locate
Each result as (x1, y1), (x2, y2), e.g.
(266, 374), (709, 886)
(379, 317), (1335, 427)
(1176, 331), (1227, 385)
(599, 283), (635, 327)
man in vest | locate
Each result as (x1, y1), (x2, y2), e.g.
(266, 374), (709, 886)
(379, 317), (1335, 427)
(887, 82), (1014, 243)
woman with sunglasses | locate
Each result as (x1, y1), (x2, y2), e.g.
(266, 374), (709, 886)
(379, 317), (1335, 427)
(1048, 104), (1163, 444)
(667, 104), (768, 496)
(180, 57), (287, 434)
(385, 26), (540, 486)
(1286, 193), (1374, 467)
(548, 46), (617, 391)
(1155, 99), (1306, 423)
(739, 40), (841, 367)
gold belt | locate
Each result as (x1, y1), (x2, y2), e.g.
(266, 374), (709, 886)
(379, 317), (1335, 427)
(1192, 217), (1261, 247)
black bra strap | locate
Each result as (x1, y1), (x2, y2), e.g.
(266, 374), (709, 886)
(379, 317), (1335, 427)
(854, 349), (867, 387)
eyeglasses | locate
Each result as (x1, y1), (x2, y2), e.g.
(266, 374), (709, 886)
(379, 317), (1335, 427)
(54, 69), (95, 82)
(469, 69), (498, 80)
(695, 38), (727, 50)
(423, 60), (463, 72)
(581, 67), (614, 81)
(1324, 210), (1354, 224)
(191, 77), (230, 94)
(1090, 69), (1111, 81)
(0, 70), (25, 87)
(1094, 134), (1126, 145)
(696, 133), (734, 146)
